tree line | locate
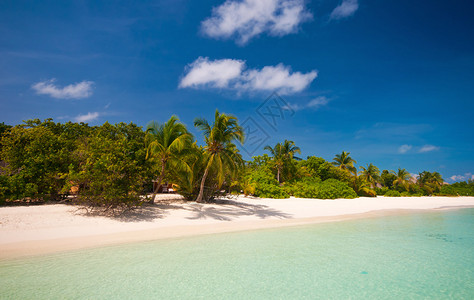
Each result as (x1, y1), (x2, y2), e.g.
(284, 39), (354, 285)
(0, 113), (472, 212)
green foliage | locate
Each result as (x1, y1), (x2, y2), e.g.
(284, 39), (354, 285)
(384, 190), (401, 197)
(68, 122), (150, 213)
(264, 140), (301, 183)
(381, 170), (397, 188)
(254, 183), (290, 199)
(193, 110), (244, 202)
(316, 179), (357, 199)
(332, 151), (357, 175)
(391, 168), (411, 191)
(283, 176), (321, 197)
(375, 187), (389, 195)
(318, 161), (352, 183)
(0, 120), (91, 202)
(248, 154), (271, 169)
(145, 116), (193, 203)
(283, 177), (356, 199)
(417, 171), (444, 194)
(169, 145), (219, 201)
(300, 156), (352, 183)
(439, 180), (474, 196)
(351, 176), (376, 197)
(359, 163), (381, 188)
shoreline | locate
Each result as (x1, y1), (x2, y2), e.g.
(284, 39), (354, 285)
(1, 196), (474, 260)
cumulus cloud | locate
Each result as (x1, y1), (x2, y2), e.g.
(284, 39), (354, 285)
(74, 112), (100, 123)
(449, 173), (474, 182)
(32, 79), (94, 99)
(418, 144), (440, 153)
(179, 57), (245, 89)
(330, 0), (359, 21)
(201, 0), (312, 45)
(398, 144), (412, 154)
(179, 57), (317, 95)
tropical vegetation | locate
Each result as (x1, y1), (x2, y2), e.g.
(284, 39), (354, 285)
(0, 115), (471, 211)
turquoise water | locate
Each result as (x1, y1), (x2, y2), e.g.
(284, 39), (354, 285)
(1, 208), (474, 299)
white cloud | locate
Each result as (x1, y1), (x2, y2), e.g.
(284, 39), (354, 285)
(307, 96), (330, 108)
(201, 0), (312, 45)
(32, 79), (94, 99)
(330, 0), (359, 21)
(419, 144), (440, 153)
(74, 112), (100, 123)
(178, 57), (245, 89)
(285, 96), (330, 111)
(449, 173), (473, 182)
(398, 144), (412, 154)
(179, 57), (317, 95)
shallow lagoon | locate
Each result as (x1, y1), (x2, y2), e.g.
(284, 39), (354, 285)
(1, 208), (473, 299)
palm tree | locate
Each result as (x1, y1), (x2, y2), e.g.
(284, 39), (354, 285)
(332, 151), (357, 175)
(145, 116), (193, 203)
(418, 171), (444, 193)
(194, 110), (244, 203)
(431, 172), (444, 187)
(264, 140), (301, 183)
(391, 168), (411, 190)
(359, 163), (381, 188)
(352, 176), (376, 197)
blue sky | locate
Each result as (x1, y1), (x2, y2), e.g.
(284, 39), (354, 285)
(1, 0), (473, 182)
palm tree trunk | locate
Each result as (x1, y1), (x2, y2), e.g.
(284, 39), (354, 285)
(150, 161), (166, 204)
(277, 168), (280, 184)
(196, 165), (210, 203)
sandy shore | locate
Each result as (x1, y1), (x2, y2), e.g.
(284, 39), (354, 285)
(1, 195), (474, 259)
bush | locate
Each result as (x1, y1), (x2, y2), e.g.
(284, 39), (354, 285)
(384, 190), (401, 197)
(317, 179), (357, 199)
(285, 178), (357, 199)
(254, 183), (289, 199)
(67, 122), (150, 213)
(375, 187), (389, 195)
(440, 181), (474, 196)
(247, 165), (290, 198)
(283, 176), (321, 197)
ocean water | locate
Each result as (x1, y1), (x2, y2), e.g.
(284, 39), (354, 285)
(1, 208), (473, 299)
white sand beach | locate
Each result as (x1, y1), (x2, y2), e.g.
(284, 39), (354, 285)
(1, 195), (474, 259)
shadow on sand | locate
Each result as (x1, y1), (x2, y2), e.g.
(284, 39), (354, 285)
(184, 199), (292, 221)
(75, 198), (292, 223)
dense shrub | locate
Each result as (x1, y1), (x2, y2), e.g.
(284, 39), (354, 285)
(283, 176), (321, 197)
(0, 120), (91, 202)
(66, 122), (151, 213)
(254, 183), (290, 199)
(284, 178), (356, 199)
(384, 190), (401, 197)
(299, 156), (352, 183)
(317, 179), (357, 199)
(375, 187), (389, 195)
(438, 181), (473, 196)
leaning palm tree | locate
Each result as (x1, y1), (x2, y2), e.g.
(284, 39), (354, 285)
(352, 176), (376, 197)
(145, 116), (193, 203)
(391, 168), (411, 190)
(264, 140), (301, 183)
(359, 163), (381, 188)
(194, 110), (244, 203)
(332, 151), (357, 175)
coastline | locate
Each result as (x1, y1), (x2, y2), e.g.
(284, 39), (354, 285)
(1, 196), (474, 260)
